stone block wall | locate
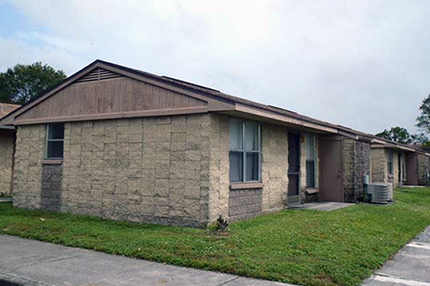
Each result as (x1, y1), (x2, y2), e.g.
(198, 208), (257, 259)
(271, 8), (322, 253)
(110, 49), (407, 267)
(343, 139), (370, 202)
(0, 130), (15, 196)
(371, 148), (386, 183)
(40, 165), (62, 211)
(229, 189), (262, 220)
(417, 154), (429, 185)
(61, 115), (211, 227)
(261, 123), (289, 211)
(207, 114), (230, 221)
(13, 115), (212, 227)
(13, 125), (45, 208)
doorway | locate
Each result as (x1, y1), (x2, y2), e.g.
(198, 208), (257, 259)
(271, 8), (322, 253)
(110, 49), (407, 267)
(288, 132), (301, 204)
(319, 137), (344, 202)
(405, 153), (418, 185)
(398, 153), (402, 185)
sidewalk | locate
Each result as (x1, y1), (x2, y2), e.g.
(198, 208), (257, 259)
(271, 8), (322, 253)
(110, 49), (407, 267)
(363, 225), (430, 285)
(0, 235), (293, 286)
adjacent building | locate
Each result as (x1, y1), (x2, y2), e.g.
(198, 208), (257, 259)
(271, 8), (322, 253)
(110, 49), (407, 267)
(0, 103), (20, 196)
(371, 139), (430, 188)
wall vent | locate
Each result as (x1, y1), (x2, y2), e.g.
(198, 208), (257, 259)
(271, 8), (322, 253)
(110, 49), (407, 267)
(75, 67), (122, 83)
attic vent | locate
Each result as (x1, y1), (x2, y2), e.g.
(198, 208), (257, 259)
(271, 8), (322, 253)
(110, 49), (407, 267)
(76, 67), (122, 83)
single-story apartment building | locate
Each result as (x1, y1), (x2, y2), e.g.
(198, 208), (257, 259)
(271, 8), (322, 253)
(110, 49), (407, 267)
(1, 60), (423, 227)
(370, 139), (430, 187)
(0, 103), (20, 196)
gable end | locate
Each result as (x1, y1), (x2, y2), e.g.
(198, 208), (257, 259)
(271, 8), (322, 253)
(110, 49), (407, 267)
(75, 67), (122, 83)
(14, 68), (209, 124)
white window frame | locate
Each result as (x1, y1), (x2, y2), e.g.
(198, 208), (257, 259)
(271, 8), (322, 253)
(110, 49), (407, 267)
(229, 119), (261, 183)
(45, 123), (64, 160)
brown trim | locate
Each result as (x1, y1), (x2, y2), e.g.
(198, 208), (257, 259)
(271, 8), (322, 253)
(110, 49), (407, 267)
(230, 182), (263, 190)
(234, 103), (338, 134)
(14, 106), (208, 125)
(337, 130), (359, 140)
(42, 159), (63, 165)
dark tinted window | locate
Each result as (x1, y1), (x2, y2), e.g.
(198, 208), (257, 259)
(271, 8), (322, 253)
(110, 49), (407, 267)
(46, 123), (64, 159)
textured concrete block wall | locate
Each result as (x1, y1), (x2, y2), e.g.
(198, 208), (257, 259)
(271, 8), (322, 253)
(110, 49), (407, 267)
(13, 125), (45, 208)
(343, 139), (355, 201)
(343, 139), (370, 202)
(0, 131), (15, 196)
(371, 148), (387, 183)
(207, 114), (230, 221)
(60, 115), (211, 227)
(260, 123), (288, 211)
(417, 154), (429, 185)
(229, 189), (262, 220)
(40, 165), (63, 211)
(13, 115), (211, 227)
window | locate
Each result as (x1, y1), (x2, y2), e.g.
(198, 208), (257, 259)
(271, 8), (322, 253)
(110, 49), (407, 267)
(229, 119), (261, 182)
(306, 134), (316, 188)
(387, 149), (394, 175)
(46, 123), (64, 159)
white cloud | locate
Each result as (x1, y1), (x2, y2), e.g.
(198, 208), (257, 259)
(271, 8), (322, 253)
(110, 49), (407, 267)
(2, 0), (430, 134)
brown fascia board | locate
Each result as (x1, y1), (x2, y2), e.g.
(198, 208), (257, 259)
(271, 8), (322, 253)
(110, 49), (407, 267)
(371, 141), (417, 153)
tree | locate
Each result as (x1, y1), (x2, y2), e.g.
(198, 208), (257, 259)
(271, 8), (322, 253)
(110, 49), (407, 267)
(0, 62), (66, 104)
(376, 126), (428, 144)
(417, 94), (430, 135)
(376, 127), (413, 144)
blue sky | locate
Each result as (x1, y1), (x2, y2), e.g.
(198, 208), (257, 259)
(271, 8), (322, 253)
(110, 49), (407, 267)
(1, 0), (430, 135)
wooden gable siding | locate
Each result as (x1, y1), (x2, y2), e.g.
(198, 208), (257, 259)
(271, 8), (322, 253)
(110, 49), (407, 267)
(16, 73), (207, 122)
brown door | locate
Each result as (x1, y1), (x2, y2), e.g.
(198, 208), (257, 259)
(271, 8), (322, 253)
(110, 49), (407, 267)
(288, 132), (300, 204)
(319, 137), (344, 202)
(405, 153), (418, 185)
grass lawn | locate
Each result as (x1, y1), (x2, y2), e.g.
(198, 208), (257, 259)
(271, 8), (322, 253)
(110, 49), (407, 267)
(1, 188), (430, 286)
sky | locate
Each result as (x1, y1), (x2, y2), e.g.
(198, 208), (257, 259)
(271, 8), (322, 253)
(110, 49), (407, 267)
(1, 0), (429, 135)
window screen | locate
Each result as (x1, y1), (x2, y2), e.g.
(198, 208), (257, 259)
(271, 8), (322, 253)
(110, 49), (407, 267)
(387, 150), (394, 175)
(46, 123), (64, 159)
(229, 119), (261, 183)
(306, 134), (316, 188)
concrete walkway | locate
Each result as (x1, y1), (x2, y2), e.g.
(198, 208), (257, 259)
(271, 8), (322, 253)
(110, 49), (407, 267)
(288, 201), (354, 211)
(0, 235), (293, 286)
(363, 225), (430, 286)
(0, 197), (12, 203)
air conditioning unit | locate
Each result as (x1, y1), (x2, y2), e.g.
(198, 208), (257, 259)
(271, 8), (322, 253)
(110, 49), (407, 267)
(367, 183), (393, 204)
